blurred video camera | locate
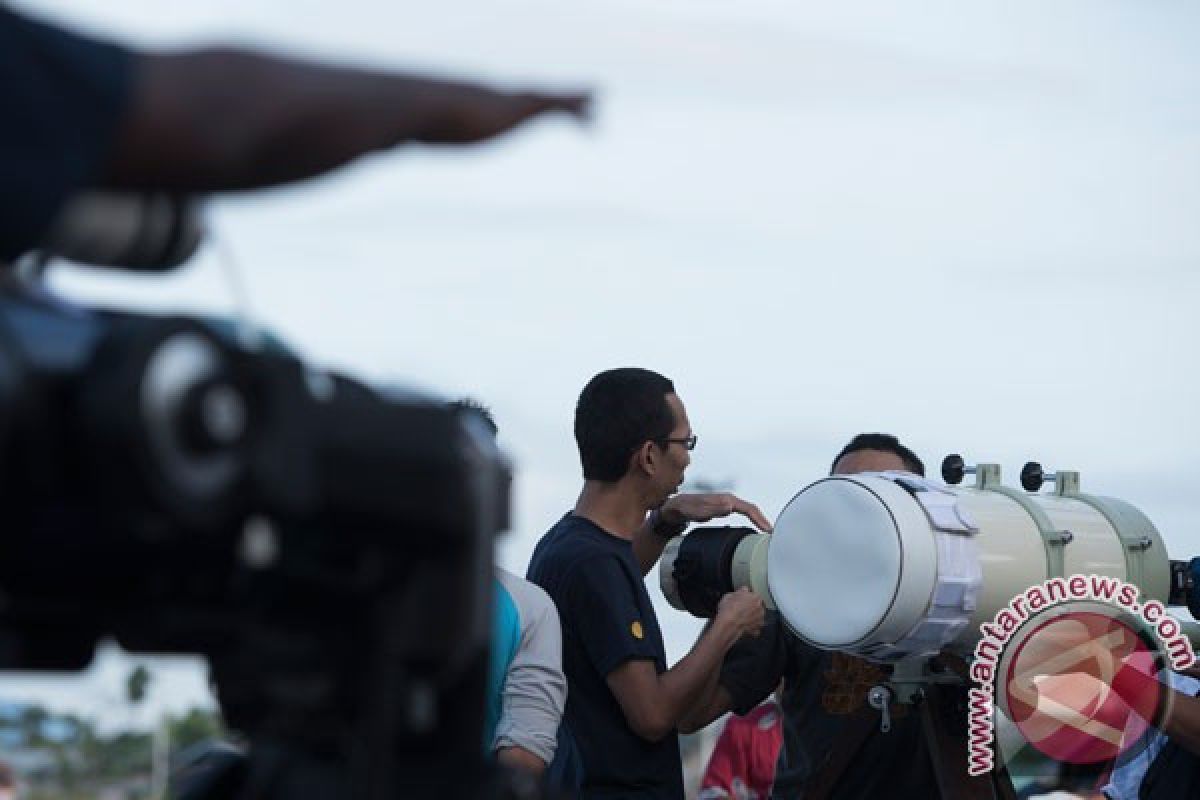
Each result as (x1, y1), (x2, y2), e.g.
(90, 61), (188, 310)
(0, 193), (515, 799)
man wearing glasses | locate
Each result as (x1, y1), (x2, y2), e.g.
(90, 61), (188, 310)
(528, 367), (771, 799)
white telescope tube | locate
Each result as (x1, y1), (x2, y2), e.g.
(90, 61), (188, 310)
(663, 466), (1178, 662)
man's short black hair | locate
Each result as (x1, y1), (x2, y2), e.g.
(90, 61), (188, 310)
(448, 397), (498, 435)
(830, 433), (925, 476)
(575, 368), (676, 482)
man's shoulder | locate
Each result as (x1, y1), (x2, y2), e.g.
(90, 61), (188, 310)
(545, 512), (603, 541)
(528, 522), (642, 624)
(529, 515), (616, 573)
(496, 567), (558, 627)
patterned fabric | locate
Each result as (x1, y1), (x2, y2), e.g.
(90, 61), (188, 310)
(820, 653), (908, 719)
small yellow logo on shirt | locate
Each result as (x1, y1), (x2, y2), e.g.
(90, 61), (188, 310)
(631, 621), (644, 639)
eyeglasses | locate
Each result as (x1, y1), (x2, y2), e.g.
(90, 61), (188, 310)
(658, 434), (698, 451)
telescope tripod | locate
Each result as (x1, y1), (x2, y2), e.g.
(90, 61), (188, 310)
(804, 673), (1017, 800)
(920, 683), (1018, 800)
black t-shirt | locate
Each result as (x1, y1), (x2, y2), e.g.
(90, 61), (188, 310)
(528, 513), (684, 800)
(1139, 741), (1200, 799)
(0, 6), (133, 261)
(720, 611), (937, 799)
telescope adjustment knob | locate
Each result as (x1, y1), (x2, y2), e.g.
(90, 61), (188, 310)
(1021, 463), (1080, 494)
(941, 454), (973, 486)
(1021, 462), (1050, 492)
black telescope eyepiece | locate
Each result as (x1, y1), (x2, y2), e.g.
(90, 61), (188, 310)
(669, 526), (755, 618)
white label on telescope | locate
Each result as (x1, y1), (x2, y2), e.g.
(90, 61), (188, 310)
(887, 473), (980, 535)
(855, 474), (983, 660)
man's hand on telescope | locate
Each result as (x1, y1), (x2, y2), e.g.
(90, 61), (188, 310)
(633, 492), (772, 575)
(608, 587), (765, 743)
(716, 588), (766, 640)
(660, 492), (773, 533)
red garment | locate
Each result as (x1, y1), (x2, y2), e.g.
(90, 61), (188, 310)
(699, 701), (783, 800)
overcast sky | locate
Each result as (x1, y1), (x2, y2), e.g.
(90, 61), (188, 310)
(6, 0), (1199, 724)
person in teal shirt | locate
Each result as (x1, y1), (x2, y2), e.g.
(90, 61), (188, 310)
(486, 567), (567, 775)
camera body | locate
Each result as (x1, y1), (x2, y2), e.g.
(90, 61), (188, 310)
(0, 279), (512, 797)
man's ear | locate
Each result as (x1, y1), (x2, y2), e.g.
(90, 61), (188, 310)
(630, 440), (657, 476)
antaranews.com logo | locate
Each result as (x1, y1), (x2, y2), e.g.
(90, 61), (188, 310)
(966, 574), (1196, 776)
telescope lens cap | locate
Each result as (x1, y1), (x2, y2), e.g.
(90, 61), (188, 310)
(769, 478), (902, 648)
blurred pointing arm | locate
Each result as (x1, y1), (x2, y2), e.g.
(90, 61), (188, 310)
(103, 48), (590, 191)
